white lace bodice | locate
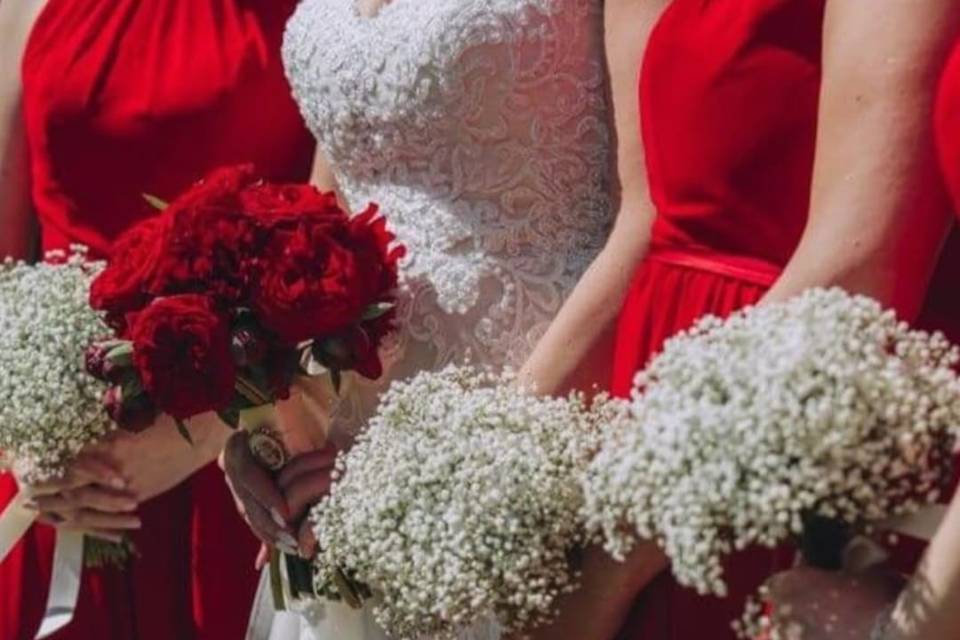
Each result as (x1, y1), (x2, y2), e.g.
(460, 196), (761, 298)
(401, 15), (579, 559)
(284, 0), (611, 408)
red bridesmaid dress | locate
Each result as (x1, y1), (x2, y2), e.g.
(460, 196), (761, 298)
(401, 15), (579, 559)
(0, 1), (314, 639)
(612, 1), (825, 637)
(615, 1), (960, 637)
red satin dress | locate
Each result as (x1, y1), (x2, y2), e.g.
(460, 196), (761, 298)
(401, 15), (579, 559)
(612, 1), (824, 637)
(0, 1), (314, 639)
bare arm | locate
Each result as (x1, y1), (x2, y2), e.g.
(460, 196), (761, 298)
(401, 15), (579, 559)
(0, 0), (45, 260)
(763, 0), (960, 317)
(884, 494), (960, 638)
(517, 0), (665, 397)
(516, 2), (671, 639)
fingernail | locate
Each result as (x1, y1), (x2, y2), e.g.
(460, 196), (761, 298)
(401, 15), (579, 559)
(122, 500), (138, 510)
(110, 477), (127, 490)
(22, 499), (38, 511)
(270, 509), (287, 528)
(278, 532), (298, 550)
(298, 545), (315, 560)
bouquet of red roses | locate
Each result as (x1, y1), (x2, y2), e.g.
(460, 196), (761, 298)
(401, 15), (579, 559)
(85, 165), (403, 605)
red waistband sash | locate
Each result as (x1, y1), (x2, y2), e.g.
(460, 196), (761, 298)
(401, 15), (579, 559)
(646, 246), (782, 288)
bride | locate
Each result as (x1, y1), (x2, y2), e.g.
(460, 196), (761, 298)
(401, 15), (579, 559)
(225, 0), (612, 638)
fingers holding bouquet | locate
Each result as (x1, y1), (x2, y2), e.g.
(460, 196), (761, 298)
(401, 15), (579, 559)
(222, 430), (298, 555)
(18, 448), (140, 544)
(278, 443), (338, 559)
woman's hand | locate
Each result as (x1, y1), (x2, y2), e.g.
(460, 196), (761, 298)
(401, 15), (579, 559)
(221, 431), (338, 560)
(221, 430), (299, 556)
(278, 444), (338, 559)
(90, 416), (226, 504)
(21, 412), (230, 543)
(762, 566), (904, 640)
(19, 450), (141, 544)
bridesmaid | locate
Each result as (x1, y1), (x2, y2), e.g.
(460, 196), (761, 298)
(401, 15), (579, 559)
(758, 30), (960, 640)
(518, 0), (960, 638)
(0, 1), (314, 638)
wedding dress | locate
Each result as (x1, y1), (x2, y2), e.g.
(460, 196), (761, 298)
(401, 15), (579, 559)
(247, 0), (611, 637)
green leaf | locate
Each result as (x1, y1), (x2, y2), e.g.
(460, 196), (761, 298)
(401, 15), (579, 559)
(83, 536), (137, 569)
(142, 193), (168, 211)
(269, 549), (286, 611)
(360, 302), (394, 321)
(217, 408), (241, 430)
(105, 341), (134, 367)
(175, 419), (194, 445)
(120, 374), (143, 399)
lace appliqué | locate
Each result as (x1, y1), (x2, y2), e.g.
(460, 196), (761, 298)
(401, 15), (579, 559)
(284, 0), (611, 403)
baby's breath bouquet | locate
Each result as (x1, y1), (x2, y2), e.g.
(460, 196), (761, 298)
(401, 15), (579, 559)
(0, 248), (131, 566)
(582, 288), (960, 608)
(310, 365), (603, 639)
(0, 248), (114, 483)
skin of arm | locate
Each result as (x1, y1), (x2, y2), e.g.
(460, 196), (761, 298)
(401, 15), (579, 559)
(886, 492), (960, 639)
(0, 0), (44, 260)
(517, 0), (666, 398)
(763, 0), (960, 316)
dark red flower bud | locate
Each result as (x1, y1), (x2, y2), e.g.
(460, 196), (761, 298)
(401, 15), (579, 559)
(103, 385), (157, 432)
(231, 327), (267, 368)
(85, 344), (110, 380)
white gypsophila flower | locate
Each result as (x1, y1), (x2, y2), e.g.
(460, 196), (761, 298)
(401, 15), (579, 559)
(582, 287), (960, 608)
(0, 247), (113, 483)
(311, 365), (604, 639)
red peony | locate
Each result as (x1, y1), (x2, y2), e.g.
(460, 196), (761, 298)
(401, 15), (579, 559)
(250, 203), (403, 346)
(145, 165), (263, 303)
(240, 182), (343, 223)
(129, 294), (236, 419)
(90, 215), (171, 328)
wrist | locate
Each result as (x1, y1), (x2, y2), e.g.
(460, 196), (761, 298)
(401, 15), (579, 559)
(183, 413), (233, 466)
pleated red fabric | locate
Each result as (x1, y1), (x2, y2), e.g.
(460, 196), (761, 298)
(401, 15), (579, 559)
(615, 1), (960, 637)
(0, 1), (314, 638)
(613, 1), (824, 637)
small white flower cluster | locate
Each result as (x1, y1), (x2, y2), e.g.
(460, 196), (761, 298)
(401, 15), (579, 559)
(311, 365), (602, 639)
(0, 248), (113, 483)
(582, 287), (960, 599)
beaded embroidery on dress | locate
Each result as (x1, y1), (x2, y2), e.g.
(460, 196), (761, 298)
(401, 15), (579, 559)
(264, 0), (611, 637)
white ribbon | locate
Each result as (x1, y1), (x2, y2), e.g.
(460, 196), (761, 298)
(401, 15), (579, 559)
(0, 490), (83, 638)
(37, 531), (83, 638)
(0, 490), (35, 561)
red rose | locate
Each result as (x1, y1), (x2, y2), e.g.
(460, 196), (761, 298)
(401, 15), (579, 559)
(172, 164), (259, 211)
(240, 183), (343, 223)
(251, 203), (403, 345)
(90, 216), (171, 329)
(130, 294), (236, 419)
